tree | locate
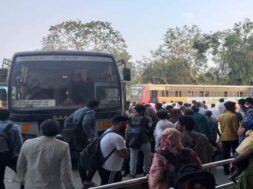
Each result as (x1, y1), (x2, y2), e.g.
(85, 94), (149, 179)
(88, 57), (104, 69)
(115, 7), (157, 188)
(42, 20), (132, 68)
(202, 19), (253, 85)
(139, 25), (208, 84)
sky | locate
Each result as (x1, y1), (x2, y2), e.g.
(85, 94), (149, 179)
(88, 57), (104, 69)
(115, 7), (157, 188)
(1, 0), (253, 62)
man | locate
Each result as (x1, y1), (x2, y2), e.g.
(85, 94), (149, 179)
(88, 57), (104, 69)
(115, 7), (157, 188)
(0, 109), (23, 189)
(210, 103), (219, 120)
(17, 119), (74, 189)
(155, 103), (163, 112)
(238, 97), (253, 142)
(205, 110), (220, 146)
(179, 115), (212, 164)
(64, 100), (100, 184)
(219, 101), (239, 175)
(128, 104), (153, 178)
(218, 98), (225, 117)
(191, 105), (211, 141)
(70, 73), (94, 104)
(25, 79), (49, 100)
(238, 99), (248, 118)
(99, 115), (129, 185)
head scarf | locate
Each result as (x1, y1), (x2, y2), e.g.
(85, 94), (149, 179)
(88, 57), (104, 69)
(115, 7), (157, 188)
(160, 128), (183, 155)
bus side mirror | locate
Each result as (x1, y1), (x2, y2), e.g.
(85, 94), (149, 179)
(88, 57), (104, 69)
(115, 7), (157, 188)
(0, 69), (8, 82)
(123, 68), (131, 81)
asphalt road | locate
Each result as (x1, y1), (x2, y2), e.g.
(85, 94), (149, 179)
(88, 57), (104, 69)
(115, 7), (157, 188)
(4, 166), (231, 189)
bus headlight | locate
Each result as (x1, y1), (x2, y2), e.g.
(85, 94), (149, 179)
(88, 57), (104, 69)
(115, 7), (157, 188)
(21, 123), (31, 133)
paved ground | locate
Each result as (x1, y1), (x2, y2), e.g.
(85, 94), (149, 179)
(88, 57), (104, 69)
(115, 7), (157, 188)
(4, 166), (232, 189)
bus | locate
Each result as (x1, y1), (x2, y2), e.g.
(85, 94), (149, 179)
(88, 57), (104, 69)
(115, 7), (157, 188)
(130, 84), (253, 105)
(8, 51), (130, 138)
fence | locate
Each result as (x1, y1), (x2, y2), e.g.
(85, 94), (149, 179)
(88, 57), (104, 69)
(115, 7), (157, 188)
(90, 158), (236, 189)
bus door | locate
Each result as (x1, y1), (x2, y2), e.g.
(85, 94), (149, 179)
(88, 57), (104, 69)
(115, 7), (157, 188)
(150, 90), (158, 103)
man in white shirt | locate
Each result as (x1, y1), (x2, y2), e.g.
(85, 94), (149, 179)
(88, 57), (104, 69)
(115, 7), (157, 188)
(154, 110), (175, 150)
(99, 115), (129, 185)
(218, 98), (225, 117)
(17, 119), (75, 189)
(210, 103), (219, 119)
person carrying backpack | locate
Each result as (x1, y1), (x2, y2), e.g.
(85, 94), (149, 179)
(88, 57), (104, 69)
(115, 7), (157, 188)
(0, 109), (23, 189)
(149, 128), (205, 189)
(80, 115), (129, 186)
(63, 100), (100, 187)
(127, 104), (153, 178)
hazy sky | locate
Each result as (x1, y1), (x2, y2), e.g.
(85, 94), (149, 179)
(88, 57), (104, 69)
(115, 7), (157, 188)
(1, 0), (253, 61)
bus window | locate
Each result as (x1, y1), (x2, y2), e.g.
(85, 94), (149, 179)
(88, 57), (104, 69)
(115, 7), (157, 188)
(240, 91), (244, 97)
(205, 91), (209, 97)
(224, 91), (228, 97)
(10, 55), (120, 110)
(188, 91), (193, 97)
(175, 91), (182, 97)
(151, 90), (158, 103)
(200, 91), (204, 97)
(165, 91), (169, 97)
(161, 91), (165, 97)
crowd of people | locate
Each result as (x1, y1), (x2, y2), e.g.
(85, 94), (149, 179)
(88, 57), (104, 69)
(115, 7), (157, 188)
(125, 98), (253, 189)
(1, 97), (253, 189)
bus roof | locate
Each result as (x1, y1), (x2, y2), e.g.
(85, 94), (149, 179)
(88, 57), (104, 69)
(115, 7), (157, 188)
(13, 51), (115, 59)
(132, 84), (253, 88)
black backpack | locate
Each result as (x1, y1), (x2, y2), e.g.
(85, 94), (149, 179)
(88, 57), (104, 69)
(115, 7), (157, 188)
(62, 114), (88, 152)
(159, 148), (216, 189)
(0, 123), (14, 156)
(80, 130), (118, 172)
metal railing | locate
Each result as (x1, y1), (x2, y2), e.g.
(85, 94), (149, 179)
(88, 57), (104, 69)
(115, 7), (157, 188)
(90, 158), (235, 189)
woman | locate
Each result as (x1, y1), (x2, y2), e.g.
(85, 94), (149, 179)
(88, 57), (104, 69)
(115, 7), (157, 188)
(148, 128), (201, 189)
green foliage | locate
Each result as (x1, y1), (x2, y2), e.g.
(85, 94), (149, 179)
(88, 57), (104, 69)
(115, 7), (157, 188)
(139, 25), (207, 84)
(42, 20), (132, 68)
(139, 19), (253, 85)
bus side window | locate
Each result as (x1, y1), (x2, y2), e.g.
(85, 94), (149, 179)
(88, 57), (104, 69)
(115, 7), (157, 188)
(205, 91), (209, 97)
(224, 91), (228, 97)
(200, 91), (204, 97)
(151, 90), (158, 103)
(166, 91), (169, 97)
(175, 91), (182, 97)
(161, 91), (165, 97)
(188, 91), (193, 97)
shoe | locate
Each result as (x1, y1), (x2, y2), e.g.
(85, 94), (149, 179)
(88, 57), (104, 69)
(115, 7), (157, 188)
(129, 174), (136, 178)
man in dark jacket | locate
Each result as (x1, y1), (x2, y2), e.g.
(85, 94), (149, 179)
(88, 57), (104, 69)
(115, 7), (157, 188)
(179, 115), (212, 164)
(0, 109), (23, 189)
(128, 104), (153, 178)
(64, 100), (100, 186)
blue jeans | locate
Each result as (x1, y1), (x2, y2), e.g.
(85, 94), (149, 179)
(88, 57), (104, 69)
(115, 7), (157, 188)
(130, 142), (151, 175)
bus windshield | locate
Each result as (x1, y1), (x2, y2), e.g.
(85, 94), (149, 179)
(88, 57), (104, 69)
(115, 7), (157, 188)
(10, 55), (120, 110)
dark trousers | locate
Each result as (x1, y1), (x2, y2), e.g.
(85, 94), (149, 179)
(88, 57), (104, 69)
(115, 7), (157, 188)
(221, 140), (239, 173)
(98, 167), (122, 185)
(79, 166), (96, 183)
(0, 152), (17, 189)
(77, 155), (96, 183)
